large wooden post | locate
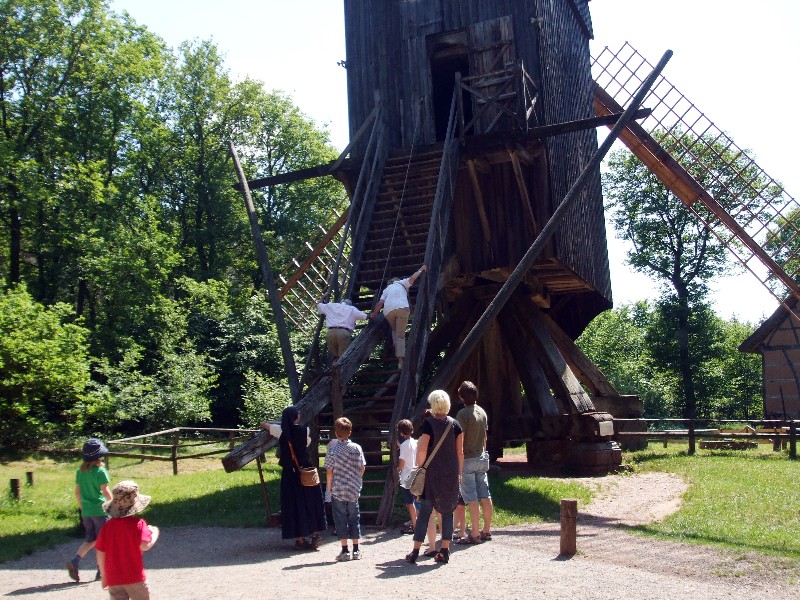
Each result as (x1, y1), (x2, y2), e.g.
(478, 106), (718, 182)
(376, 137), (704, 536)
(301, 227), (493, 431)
(228, 142), (300, 402)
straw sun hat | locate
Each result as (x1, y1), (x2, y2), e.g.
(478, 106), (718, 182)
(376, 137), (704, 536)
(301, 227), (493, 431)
(103, 480), (152, 518)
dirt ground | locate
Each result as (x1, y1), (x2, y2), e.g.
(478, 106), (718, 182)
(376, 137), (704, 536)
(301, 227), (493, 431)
(2, 472), (798, 599)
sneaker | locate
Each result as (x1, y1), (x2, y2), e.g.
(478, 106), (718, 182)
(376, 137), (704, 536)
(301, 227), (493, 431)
(336, 551), (351, 562)
(66, 561), (79, 582)
(352, 550), (361, 560)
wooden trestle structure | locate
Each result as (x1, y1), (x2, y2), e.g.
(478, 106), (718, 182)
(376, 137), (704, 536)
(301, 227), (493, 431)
(224, 2), (800, 527)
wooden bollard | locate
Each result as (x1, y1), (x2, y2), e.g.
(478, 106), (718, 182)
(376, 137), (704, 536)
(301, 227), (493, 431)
(560, 499), (577, 556)
(25, 471), (34, 486)
(10, 478), (21, 500)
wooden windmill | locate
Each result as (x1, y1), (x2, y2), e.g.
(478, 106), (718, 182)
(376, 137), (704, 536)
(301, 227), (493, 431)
(224, 0), (799, 526)
(226, 0), (638, 526)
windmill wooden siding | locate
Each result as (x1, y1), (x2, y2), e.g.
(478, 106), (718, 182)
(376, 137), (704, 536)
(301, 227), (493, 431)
(342, 0), (611, 337)
(740, 298), (800, 419)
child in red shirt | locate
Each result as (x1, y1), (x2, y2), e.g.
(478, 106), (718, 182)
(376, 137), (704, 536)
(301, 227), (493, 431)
(95, 480), (159, 600)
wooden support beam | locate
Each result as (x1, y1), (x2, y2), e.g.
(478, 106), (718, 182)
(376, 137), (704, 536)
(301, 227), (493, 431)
(466, 160), (492, 244)
(529, 108), (651, 140)
(229, 142), (300, 403)
(516, 297), (595, 414)
(540, 310), (620, 398)
(509, 149), (538, 233)
(497, 302), (561, 417)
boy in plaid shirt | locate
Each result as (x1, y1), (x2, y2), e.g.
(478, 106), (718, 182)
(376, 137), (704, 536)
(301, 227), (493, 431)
(325, 417), (366, 561)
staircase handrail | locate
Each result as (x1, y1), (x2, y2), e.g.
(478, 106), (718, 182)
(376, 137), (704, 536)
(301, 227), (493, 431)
(345, 105), (390, 301)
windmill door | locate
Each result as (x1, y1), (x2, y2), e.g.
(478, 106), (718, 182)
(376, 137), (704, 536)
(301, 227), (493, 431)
(467, 16), (517, 134)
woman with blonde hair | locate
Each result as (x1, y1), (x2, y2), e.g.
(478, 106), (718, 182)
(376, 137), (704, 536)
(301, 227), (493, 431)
(405, 389), (463, 564)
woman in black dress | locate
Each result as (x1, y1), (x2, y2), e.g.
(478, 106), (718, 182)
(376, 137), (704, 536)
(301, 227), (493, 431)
(277, 406), (326, 550)
(405, 390), (463, 564)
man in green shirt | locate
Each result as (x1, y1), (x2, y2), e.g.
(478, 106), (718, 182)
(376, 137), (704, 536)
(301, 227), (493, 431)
(455, 381), (493, 543)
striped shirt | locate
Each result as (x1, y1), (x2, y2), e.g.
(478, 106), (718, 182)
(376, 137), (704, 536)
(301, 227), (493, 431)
(325, 439), (366, 502)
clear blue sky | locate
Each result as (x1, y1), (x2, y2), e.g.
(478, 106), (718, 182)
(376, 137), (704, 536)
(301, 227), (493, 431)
(110, 0), (800, 324)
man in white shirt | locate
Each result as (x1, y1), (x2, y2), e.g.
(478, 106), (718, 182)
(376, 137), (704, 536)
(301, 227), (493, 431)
(317, 299), (368, 360)
(368, 265), (427, 370)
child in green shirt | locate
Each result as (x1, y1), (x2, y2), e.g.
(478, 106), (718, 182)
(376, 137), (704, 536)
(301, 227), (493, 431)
(66, 438), (112, 583)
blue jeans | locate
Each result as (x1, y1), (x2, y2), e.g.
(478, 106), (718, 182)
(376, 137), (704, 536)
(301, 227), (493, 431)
(461, 453), (491, 503)
(331, 498), (361, 541)
(412, 498), (453, 544)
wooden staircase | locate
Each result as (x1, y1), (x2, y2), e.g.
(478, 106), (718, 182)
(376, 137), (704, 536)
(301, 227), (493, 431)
(313, 145), (445, 523)
(352, 147), (443, 309)
(316, 364), (401, 522)
(224, 132), (460, 526)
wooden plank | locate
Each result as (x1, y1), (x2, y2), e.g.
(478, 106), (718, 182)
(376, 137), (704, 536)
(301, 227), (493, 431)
(229, 142), (300, 402)
(497, 302), (561, 417)
(509, 149), (538, 233)
(540, 310), (620, 398)
(466, 159), (492, 243)
(512, 294), (595, 414)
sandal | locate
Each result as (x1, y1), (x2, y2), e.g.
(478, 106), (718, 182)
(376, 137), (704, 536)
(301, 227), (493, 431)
(434, 548), (450, 564)
(400, 524), (415, 535)
(456, 533), (480, 544)
(423, 549), (438, 558)
(405, 549), (419, 564)
(310, 533), (321, 550)
(294, 539), (311, 550)
(480, 531), (492, 541)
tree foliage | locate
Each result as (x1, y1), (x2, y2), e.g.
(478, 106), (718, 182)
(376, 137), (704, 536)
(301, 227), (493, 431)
(577, 302), (761, 420)
(0, 285), (92, 446)
(603, 133), (773, 424)
(0, 1), (344, 447)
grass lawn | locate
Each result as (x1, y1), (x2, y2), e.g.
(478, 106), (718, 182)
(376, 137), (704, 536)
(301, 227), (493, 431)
(625, 444), (800, 558)
(0, 448), (589, 563)
(3, 443), (797, 565)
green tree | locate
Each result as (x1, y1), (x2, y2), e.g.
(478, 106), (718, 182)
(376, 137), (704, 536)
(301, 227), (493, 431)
(578, 302), (761, 420)
(248, 91), (347, 271)
(85, 295), (216, 434)
(764, 207), (800, 290)
(0, 285), (92, 446)
(603, 132), (773, 446)
(577, 301), (670, 415)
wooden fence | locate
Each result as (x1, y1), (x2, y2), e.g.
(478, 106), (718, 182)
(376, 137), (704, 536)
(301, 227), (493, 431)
(105, 427), (260, 475)
(612, 418), (798, 459)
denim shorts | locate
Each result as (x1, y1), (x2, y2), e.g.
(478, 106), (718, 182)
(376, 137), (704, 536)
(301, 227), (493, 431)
(460, 453), (491, 503)
(400, 486), (415, 506)
(82, 515), (108, 542)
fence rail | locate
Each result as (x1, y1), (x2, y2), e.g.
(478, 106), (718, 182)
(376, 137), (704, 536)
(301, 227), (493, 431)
(611, 418), (798, 459)
(105, 427), (260, 475)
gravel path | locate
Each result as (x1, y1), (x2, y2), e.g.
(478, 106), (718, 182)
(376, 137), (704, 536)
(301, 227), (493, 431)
(2, 473), (797, 599)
